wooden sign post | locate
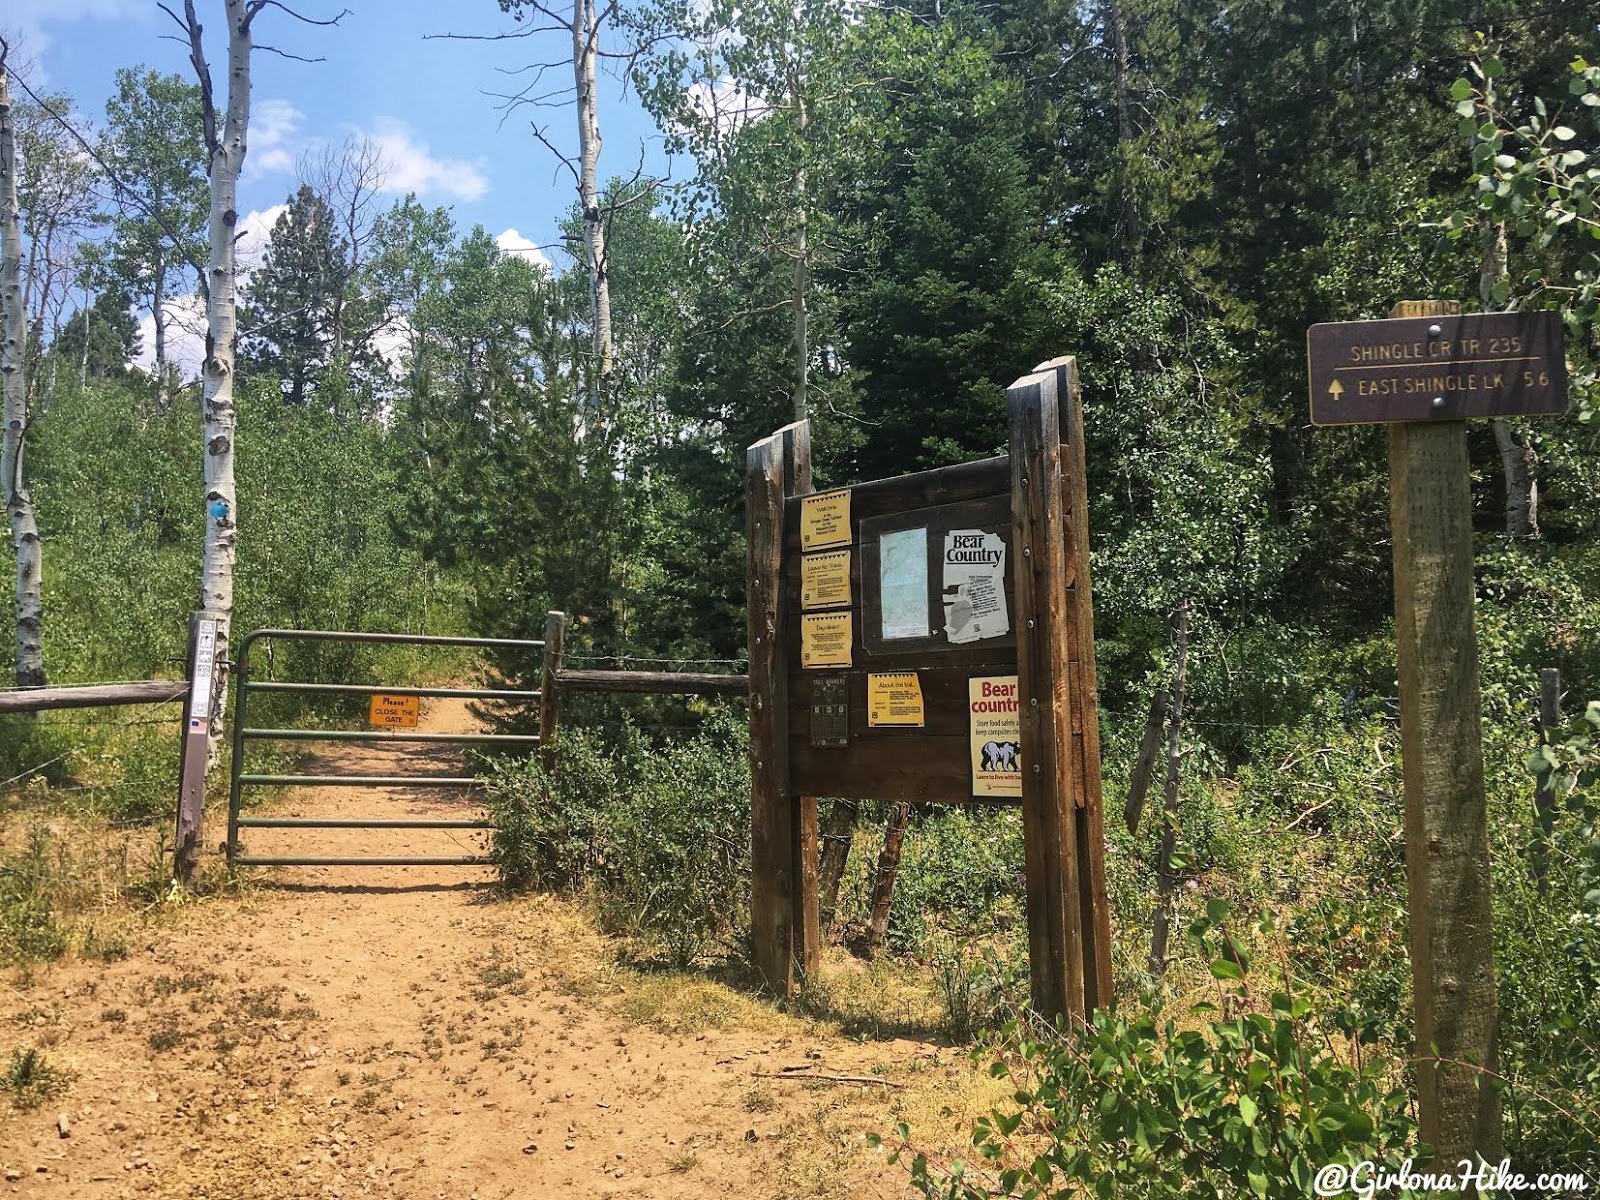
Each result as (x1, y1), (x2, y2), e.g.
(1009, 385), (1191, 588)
(745, 359), (1112, 1022)
(1306, 299), (1569, 1169)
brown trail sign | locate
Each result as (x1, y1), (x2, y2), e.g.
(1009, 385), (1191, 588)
(745, 357), (1112, 1023)
(1307, 309), (1565, 425)
(1309, 300), (1570, 1178)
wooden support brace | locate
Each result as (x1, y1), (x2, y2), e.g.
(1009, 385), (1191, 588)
(746, 421), (818, 995)
(1008, 367), (1086, 1024)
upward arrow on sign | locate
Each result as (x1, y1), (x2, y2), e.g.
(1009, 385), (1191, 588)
(1328, 379), (1344, 399)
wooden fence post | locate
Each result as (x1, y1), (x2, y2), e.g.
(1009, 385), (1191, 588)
(539, 611), (567, 774)
(174, 610), (224, 884)
(1388, 302), (1502, 1167)
(1008, 367), (1086, 1024)
(817, 798), (858, 931)
(746, 420), (818, 995)
(1533, 667), (1560, 895)
(1124, 688), (1171, 835)
(863, 803), (910, 955)
(1148, 601), (1189, 977)
(1040, 356), (1114, 1010)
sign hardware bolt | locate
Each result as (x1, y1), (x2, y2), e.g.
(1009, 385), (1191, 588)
(1428, 323), (1442, 336)
(1432, 396), (1445, 409)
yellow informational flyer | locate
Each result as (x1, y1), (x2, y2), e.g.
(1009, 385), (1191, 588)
(867, 673), (924, 727)
(801, 549), (852, 609)
(801, 489), (851, 550)
(801, 612), (853, 668)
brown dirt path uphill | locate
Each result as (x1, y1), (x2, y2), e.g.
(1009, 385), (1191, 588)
(1, 698), (986, 1200)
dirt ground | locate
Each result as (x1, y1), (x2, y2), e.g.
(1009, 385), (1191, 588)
(0, 699), (995, 1200)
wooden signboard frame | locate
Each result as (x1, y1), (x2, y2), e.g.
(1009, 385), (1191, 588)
(745, 357), (1112, 1023)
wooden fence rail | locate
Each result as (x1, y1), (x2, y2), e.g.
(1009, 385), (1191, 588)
(0, 680), (189, 714)
(537, 611), (749, 771)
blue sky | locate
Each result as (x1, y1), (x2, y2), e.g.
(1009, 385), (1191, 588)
(11, 0), (673, 272)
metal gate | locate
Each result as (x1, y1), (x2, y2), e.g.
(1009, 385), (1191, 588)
(225, 628), (542, 868)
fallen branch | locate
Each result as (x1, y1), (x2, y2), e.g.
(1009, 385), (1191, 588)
(751, 1070), (902, 1089)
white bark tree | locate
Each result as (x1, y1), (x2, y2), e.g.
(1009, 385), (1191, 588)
(1480, 218), (1539, 539)
(0, 43), (46, 688)
(437, 0), (645, 418)
(570, 0), (613, 406)
(164, 0), (345, 759)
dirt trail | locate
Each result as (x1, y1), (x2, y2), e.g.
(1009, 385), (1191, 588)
(1, 699), (969, 1200)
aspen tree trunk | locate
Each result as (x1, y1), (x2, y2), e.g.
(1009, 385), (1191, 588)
(790, 74), (809, 425)
(153, 242), (171, 409)
(1105, 1), (1139, 262)
(572, 0), (612, 412)
(1481, 220), (1538, 538)
(78, 290), (90, 391)
(0, 60), (46, 689)
(182, 0), (252, 764)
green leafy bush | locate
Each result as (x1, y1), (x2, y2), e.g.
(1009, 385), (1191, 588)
(484, 719), (750, 966)
(886, 903), (1418, 1200)
(1502, 700), (1600, 1174)
(886, 808), (1025, 953)
(592, 724), (750, 966)
(0, 826), (69, 965)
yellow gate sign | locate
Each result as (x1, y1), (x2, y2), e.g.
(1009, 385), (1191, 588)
(369, 693), (420, 728)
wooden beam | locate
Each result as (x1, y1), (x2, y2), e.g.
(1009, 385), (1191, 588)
(1008, 367), (1086, 1024)
(746, 420), (817, 995)
(1388, 297), (1502, 1163)
(0, 680), (188, 714)
(1041, 355), (1114, 1012)
(555, 669), (747, 696)
(1124, 689), (1170, 835)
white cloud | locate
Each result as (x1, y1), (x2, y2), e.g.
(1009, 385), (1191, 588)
(128, 205), (285, 381)
(4, 0), (146, 73)
(247, 100), (306, 177)
(494, 228), (551, 269)
(367, 117), (489, 203)
(132, 292), (207, 381)
(235, 204), (288, 275)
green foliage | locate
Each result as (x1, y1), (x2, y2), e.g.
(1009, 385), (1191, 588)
(484, 721), (750, 967)
(0, 826), (69, 966)
(1506, 700), (1600, 1172)
(882, 808), (1024, 954)
(88, 64), (208, 380)
(592, 720), (751, 967)
(1445, 47), (1600, 422)
(932, 937), (1028, 1044)
(1, 1047), (72, 1111)
(888, 905), (1417, 1200)
(240, 185), (355, 408)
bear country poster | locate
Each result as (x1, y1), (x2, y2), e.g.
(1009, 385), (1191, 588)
(969, 676), (1022, 798)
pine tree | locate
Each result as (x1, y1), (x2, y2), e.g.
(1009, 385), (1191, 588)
(239, 185), (350, 407)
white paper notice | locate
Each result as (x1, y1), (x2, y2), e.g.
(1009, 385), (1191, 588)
(942, 530), (1009, 644)
(879, 527), (929, 640)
